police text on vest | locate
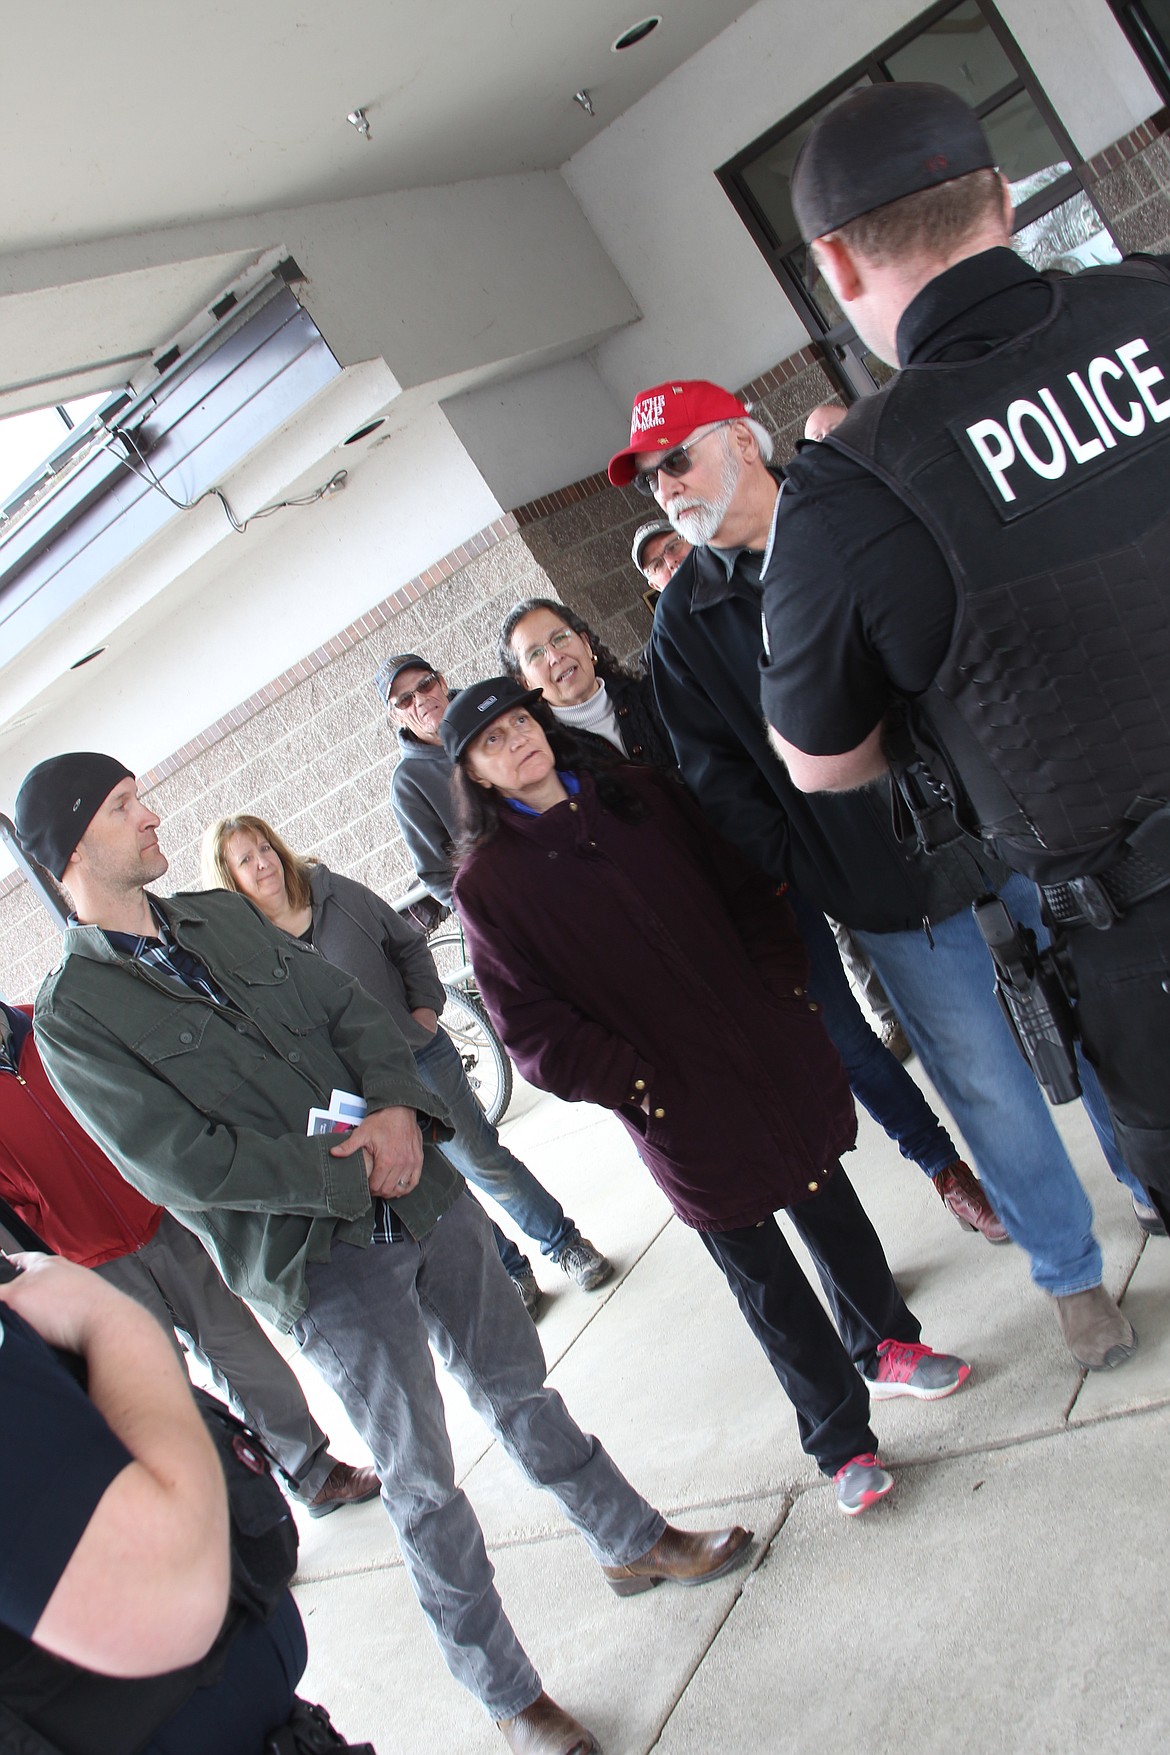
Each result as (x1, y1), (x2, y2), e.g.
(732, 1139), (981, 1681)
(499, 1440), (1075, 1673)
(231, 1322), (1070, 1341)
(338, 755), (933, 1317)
(960, 338), (1170, 507)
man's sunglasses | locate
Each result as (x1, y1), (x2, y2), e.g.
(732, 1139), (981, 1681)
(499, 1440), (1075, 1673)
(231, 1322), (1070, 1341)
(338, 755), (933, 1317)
(631, 424), (729, 497)
(390, 672), (442, 712)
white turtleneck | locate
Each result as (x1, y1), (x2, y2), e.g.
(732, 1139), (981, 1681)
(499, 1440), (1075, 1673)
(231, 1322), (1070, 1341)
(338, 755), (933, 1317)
(551, 679), (626, 754)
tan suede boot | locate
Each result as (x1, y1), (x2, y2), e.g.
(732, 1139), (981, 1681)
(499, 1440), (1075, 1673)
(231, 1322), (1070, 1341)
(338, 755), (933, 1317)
(1053, 1285), (1137, 1369)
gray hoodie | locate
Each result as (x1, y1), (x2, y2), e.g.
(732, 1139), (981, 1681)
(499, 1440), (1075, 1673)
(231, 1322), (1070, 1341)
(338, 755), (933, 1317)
(308, 864), (446, 1050)
(389, 718), (461, 905)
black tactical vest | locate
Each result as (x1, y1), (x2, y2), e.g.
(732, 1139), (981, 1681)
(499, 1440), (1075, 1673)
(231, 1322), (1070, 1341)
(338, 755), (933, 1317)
(831, 258), (1170, 883)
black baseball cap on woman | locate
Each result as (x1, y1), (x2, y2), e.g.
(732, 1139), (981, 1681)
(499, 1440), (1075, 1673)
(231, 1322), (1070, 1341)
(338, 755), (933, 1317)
(440, 677), (543, 764)
(791, 82), (997, 242)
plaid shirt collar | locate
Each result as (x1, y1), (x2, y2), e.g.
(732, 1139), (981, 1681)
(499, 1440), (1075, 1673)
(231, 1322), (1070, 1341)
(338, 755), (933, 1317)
(96, 900), (233, 1009)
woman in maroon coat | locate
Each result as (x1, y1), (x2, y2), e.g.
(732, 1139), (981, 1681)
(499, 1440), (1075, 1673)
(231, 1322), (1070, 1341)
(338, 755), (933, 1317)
(444, 678), (970, 1518)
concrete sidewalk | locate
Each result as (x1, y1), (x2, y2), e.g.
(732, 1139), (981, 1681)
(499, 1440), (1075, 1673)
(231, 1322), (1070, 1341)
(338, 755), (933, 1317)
(287, 1065), (1170, 1755)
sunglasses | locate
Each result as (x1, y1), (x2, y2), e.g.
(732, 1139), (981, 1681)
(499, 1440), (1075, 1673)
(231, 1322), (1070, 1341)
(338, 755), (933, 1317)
(631, 424), (730, 498)
(390, 672), (442, 712)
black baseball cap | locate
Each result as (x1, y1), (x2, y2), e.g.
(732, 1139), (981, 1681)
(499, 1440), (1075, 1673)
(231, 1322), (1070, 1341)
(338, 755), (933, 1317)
(14, 752), (134, 878)
(373, 652), (436, 707)
(791, 82), (997, 242)
(440, 677), (543, 764)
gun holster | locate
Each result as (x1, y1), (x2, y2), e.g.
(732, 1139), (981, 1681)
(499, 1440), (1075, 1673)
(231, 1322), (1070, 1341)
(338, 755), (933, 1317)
(973, 894), (1082, 1107)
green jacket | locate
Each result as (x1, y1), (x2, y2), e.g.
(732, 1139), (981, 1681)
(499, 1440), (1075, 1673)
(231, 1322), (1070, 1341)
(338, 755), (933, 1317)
(33, 890), (462, 1330)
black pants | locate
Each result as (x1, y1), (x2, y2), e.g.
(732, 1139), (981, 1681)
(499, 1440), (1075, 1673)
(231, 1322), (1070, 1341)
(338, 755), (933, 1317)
(699, 1165), (920, 1478)
(1063, 887), (1170, 1204)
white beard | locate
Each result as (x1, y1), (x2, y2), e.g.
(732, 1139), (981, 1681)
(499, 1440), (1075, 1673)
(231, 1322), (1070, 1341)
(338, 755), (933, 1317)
(666, 438), (741, 546)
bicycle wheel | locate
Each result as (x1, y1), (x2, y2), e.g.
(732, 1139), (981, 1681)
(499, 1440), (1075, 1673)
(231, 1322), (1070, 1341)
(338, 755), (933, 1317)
(440, 985), (514, 1126)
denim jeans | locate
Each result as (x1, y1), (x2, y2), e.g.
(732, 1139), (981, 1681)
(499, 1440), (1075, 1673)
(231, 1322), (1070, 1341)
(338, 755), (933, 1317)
(294, 1192), (663, 1718)
(1021, 887), (1147, 1203)
(413, 1027), (577, 1262)
(789, 890), (959, 1178)
(854, 872), (1103, 1297)
(98, 1211), (334, 1497)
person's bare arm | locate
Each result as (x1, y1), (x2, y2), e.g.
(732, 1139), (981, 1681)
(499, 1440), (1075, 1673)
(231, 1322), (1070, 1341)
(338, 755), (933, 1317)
(767, 721), (888, 792)
(0, 1254), (230, 1677)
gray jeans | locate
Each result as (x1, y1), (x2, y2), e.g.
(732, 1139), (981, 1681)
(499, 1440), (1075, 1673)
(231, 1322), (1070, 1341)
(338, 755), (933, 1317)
(98, 1211), (335, 1496)
(293, 1190), (663, 1719)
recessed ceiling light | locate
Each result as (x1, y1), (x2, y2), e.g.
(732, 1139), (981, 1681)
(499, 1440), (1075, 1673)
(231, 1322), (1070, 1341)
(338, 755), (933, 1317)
(70, 646), (107, 670)
(612, 16), (661, 52)
(344, 419), (386, 446)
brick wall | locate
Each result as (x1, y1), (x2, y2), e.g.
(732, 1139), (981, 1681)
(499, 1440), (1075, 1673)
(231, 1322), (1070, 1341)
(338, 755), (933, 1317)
(1084, 110), (1170, 254)
(0, 525), (557, 1001)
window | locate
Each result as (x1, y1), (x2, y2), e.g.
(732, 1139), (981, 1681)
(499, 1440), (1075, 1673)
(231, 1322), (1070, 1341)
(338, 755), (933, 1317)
(1106, 2), (1170, 102)
(719, 0), (1122, 398)
(0, 394), (120, 519)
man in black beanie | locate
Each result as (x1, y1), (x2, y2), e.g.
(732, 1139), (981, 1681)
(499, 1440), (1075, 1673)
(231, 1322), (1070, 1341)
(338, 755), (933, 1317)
(759, 80), (1170, 1228)
(12, 751), (749, 1755)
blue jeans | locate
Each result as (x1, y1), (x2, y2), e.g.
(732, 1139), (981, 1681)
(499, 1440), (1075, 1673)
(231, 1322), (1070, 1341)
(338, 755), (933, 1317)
(854, 872), (1103, 1296)
(413, 1027), (577, 1264)
(294, 1193), (663, 1717)
(1021, 890), (1147, 1203)
(789, 890), (959, 1178)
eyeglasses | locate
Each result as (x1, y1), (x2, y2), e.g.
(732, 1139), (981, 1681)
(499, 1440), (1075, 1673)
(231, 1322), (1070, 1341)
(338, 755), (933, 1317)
(523, 628), (578, 667)
(390, 672), (442, 712)
(642, 536), (688, 577)
(631, 424), (729, 498)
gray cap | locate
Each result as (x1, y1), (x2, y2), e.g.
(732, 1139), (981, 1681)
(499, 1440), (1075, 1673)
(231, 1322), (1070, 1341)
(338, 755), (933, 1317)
(373, 652), (436, 707)
(792, 82), (996, 242)
(631, 519), (675, 571)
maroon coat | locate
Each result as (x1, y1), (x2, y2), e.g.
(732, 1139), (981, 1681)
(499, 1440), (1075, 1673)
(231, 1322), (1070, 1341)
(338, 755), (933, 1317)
(454, 768), (856, 1231)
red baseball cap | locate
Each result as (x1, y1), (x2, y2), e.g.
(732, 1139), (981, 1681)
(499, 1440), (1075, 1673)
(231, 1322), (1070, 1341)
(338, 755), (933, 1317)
(608, 380), (750, 486)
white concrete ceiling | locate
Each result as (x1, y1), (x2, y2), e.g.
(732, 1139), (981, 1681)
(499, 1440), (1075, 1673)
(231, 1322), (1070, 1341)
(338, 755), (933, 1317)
(1, 1), (752, 253)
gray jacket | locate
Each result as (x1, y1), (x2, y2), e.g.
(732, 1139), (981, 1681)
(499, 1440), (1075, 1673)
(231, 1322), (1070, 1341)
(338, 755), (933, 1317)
(390, 720), (460, 905)
(33, 890), (460, 1331)
(308, 863), (445, 1050)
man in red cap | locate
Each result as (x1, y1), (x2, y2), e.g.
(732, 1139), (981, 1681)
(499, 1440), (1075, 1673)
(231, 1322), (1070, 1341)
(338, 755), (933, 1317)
(610, 370), (1142, 1371)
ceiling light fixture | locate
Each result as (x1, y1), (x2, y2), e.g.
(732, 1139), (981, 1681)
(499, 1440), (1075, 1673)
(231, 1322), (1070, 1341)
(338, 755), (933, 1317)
(572, 89), (595, 117)
(344, 418), (386, 446)
(612, 17), (661, 52)
(346, 107), (372, 142)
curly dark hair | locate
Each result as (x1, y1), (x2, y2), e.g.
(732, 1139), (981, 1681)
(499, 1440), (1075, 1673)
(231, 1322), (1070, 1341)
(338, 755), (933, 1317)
(497, 597), (643, 685)
(451, 695), (648, 860)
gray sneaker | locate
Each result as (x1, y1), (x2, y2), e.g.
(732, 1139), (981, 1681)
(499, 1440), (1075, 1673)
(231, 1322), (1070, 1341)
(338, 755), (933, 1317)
(554, 1237), (613, 1292)
(510, 1265), (542, 1316)
(834, 1454), (894, 1517)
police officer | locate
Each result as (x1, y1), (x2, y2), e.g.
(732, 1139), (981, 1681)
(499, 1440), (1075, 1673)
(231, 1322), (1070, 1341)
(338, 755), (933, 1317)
(761, 81), (1170, 1220)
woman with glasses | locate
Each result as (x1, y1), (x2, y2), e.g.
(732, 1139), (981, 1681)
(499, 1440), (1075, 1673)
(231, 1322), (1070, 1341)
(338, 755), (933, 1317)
(443, 677), (971, 1519)
(498, 599), (673, 768)
(200, 812), (613, 1314)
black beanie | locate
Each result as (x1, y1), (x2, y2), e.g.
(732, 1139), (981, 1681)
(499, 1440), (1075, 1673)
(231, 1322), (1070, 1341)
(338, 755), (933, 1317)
(14, 753), (134, 878)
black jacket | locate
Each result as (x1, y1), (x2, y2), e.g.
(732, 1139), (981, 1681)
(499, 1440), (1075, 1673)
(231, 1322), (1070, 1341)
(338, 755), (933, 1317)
(558, 668), (676, 770)
(649, 539), (1007, 933)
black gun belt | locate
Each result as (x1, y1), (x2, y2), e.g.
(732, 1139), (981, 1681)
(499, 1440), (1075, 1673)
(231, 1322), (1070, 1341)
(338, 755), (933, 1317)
(1041, 846), (1170, 930)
